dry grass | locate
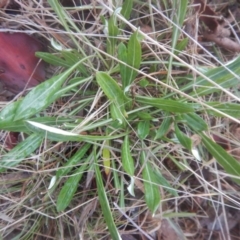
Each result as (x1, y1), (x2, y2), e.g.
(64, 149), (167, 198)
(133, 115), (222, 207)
(1, 0), (240, 239)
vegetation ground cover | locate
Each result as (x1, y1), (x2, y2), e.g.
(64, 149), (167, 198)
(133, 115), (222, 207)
(1, 0), (240, 239)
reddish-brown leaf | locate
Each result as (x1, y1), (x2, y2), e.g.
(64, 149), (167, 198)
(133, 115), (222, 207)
(0, 32), (46, 93)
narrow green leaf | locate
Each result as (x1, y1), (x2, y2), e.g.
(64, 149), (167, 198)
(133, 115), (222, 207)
(0, 101), (22, 122)
(122, 135), (135, 176)
(120, 0), (133, 21)
(96, 72), (126, 106)
(179, 56), (240, 97)
(168, 0), (188, 78)
(36, 52), (73, 68)
(0, 134), (42, 172)
(155, 115), (172, 140)
(136, 96), (194, 113)
(0, 120), (28, 132)
(118, 31), (142, 91)
(175, 38), (188, 54)
(107, 15), (119, 56)
(137, 112), (153, 120)
(141, 151), (161, 215)
(57, 160), (90, 212)
(126, 31), (142, 88)
(138, 120), (150, 140)
(96, 72), (128, 125)
(0, 117), (76, 132)
(152, 169), (178, 197)
(181, 113), (208, 132)
(174, 123), (192, 150)
(56, 143), (91, 177)
(103, 140), (111, 175)
(110, 103), (125, 126)
(200, 133), (240, 184)
(207, 102), (240, 118)
(61, 50), (88, 75)
(94, 154), (121, 239)
(25, 120), (126, 141)
(118, 42), (128, 88)
(13, 60), (82, 121)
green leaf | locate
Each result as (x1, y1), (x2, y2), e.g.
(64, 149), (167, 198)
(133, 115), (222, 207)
(13, 60), (82, 121)
(175, 38), (188, 54)
(167, 0), (188, 77)
(136, 96), (194, 113)
(94, 152), (121, 240)
(152, 169), (178, 197)
(0, 120), (28, 132)
(174, 123), (192, 150)
(25, 120), (126, 142)
(0, 117), (76, 132)
(57, 160), (90, 212)
(96, 72), (128, 124)
(61, 50), (88, 75)
(120, 0), (133, 21)
(141, 151), (161, 215)
(155, 115), (172, 140)
(181, 113), (208, 132)
(118, 42), (128, 88)
(126, 31), (142, 87)
(0, 134), (42, 172)
(110, 103), (125, 126)
(0, 101), (21, 122)
(207, 102), (240, 118)
(118, 31), (142, 90)
(137, 111), (153, 120)
(36, 52), (70, 67)
(96, 72), (126, 106)
(200, 133), (240, 184)
(181, 56), (240, 97)
(137, 120), (150, 140)
(103, 140), (111, 175)
(121, 135), (135, 176)
(56, 143), (91, 177)
(107, 14), (119, 57)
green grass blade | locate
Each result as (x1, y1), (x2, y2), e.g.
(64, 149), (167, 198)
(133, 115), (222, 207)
(118, 42), (128, 88)
(0, 101), (21, 122)
(206, 102), (240, 118)
(137, 120), (150, 140)
(94, 153), (121, 240)
(120, 0), (133, 27)
(155, 115), (172, 140)
(25, 120), (126, 141)
(174, 123), (192, 150)
(57, 158), (90, 212)
(167, 0), (188, 79)
(57, 143), (91, 178)
(200, 132), (240, 184)
(102, 140), (111, 175)
(107, 14), (119, 57)
(0, 134), (42, 172)
(0, 117), (76, 132)
(13, 60), (82, 121)
(136, 96), (195, 113)
(121, 135), (135, 176)
(141, 151), (161, 215)
(36, 52), (71, 68)
(181, 113), (208, 132)
(96, 72), (128, 124)
(152, 168), (178, 197)
(180, 56), (240, 97)
(119, 31), (142, 91)
(126, 31), (142, 88)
